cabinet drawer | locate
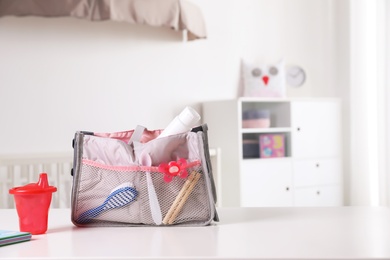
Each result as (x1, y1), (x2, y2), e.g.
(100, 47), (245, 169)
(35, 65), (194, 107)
(241, 159), (293, 207)
(293, 158), (341, 187)
(294, 185), (343, 206)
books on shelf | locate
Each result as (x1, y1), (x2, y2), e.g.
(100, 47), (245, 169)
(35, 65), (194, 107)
(259, 134), (285, 158)
(0, 230), (32, 247)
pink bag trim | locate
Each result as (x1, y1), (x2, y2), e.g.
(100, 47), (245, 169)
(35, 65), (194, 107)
(82, 159), (201, 173)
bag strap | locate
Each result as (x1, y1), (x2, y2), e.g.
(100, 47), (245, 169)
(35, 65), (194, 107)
(128, 125), (146, 144)
(129, 125), (163, 225)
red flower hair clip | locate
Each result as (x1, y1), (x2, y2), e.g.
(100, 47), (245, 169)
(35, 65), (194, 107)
(158, 158), (188, 183)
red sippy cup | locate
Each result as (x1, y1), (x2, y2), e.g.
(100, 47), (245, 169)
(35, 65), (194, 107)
(9, 173), (57, 235)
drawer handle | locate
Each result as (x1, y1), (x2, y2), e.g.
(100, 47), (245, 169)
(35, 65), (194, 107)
(316, 191), (320, 195)
(297, 127), (301, 131)
(316, 163), (320, 168)
(286, 187), (290, 191)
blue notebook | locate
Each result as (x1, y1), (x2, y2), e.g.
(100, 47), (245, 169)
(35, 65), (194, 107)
(0, 230), (32, 247)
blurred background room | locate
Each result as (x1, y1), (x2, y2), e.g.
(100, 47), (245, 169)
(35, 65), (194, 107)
(0, 0), (389, 209)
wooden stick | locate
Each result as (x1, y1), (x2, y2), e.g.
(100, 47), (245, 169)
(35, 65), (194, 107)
(162, 171), (201, 225)
(162, 171), (197, 224)
(167, 172), (201, 224)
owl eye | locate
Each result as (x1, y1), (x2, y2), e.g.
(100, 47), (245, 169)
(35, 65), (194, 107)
(251, 68), (262, 77)
(269, 67), (278, 75)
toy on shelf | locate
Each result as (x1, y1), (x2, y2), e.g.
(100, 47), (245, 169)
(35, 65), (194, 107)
(259, 134), (285, 158)
(241, 59), (286, 98)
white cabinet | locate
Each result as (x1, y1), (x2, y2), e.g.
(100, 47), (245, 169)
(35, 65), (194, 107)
(203, 98), (343, 207)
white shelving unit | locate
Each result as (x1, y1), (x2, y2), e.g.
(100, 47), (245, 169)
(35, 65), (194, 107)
(203, 97), (343, 207)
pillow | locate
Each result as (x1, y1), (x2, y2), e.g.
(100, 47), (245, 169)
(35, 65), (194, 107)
(241, 59), (286, 97)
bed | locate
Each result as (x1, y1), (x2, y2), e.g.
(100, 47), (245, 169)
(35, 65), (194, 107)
(0, 0), (207, 41)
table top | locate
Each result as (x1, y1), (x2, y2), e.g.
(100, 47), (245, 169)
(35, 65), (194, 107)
(1, 207), (390, 260)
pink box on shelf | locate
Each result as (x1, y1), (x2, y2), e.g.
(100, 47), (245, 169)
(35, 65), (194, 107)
(242, 119), (271, 128)
(242, 109), (271, 128)
(259, 134), (285, 158)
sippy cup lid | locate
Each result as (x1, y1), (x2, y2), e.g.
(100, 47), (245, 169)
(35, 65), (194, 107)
(9, 173), (57, 194)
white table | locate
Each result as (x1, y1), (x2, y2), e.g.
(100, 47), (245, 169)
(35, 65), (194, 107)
(1, 207), (390, 259)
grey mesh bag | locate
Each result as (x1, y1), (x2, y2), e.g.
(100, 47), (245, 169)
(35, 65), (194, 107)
(71, 124), (219, 226)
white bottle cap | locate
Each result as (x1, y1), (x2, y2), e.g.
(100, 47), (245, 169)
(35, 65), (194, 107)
(178, 106), (201, 128)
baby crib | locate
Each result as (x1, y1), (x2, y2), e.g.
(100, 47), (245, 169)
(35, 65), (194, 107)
(0, 153), (73, 209)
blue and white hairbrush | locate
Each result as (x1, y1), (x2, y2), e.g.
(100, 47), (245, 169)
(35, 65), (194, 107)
(77, 183), (138, 223)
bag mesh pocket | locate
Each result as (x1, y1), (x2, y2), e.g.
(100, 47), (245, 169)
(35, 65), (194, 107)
(73, 163), (211, 226)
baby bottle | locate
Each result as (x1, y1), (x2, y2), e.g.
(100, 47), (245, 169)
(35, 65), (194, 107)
(158, 106), (201, 138)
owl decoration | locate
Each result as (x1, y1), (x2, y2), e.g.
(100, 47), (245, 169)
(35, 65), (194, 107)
(241, 59), (286, 97)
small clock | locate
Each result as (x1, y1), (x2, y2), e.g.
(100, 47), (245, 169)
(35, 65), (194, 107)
(286, 66), (306, 87)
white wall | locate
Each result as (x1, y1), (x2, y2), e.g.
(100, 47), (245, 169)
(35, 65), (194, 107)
(0, 0), (341, 155)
